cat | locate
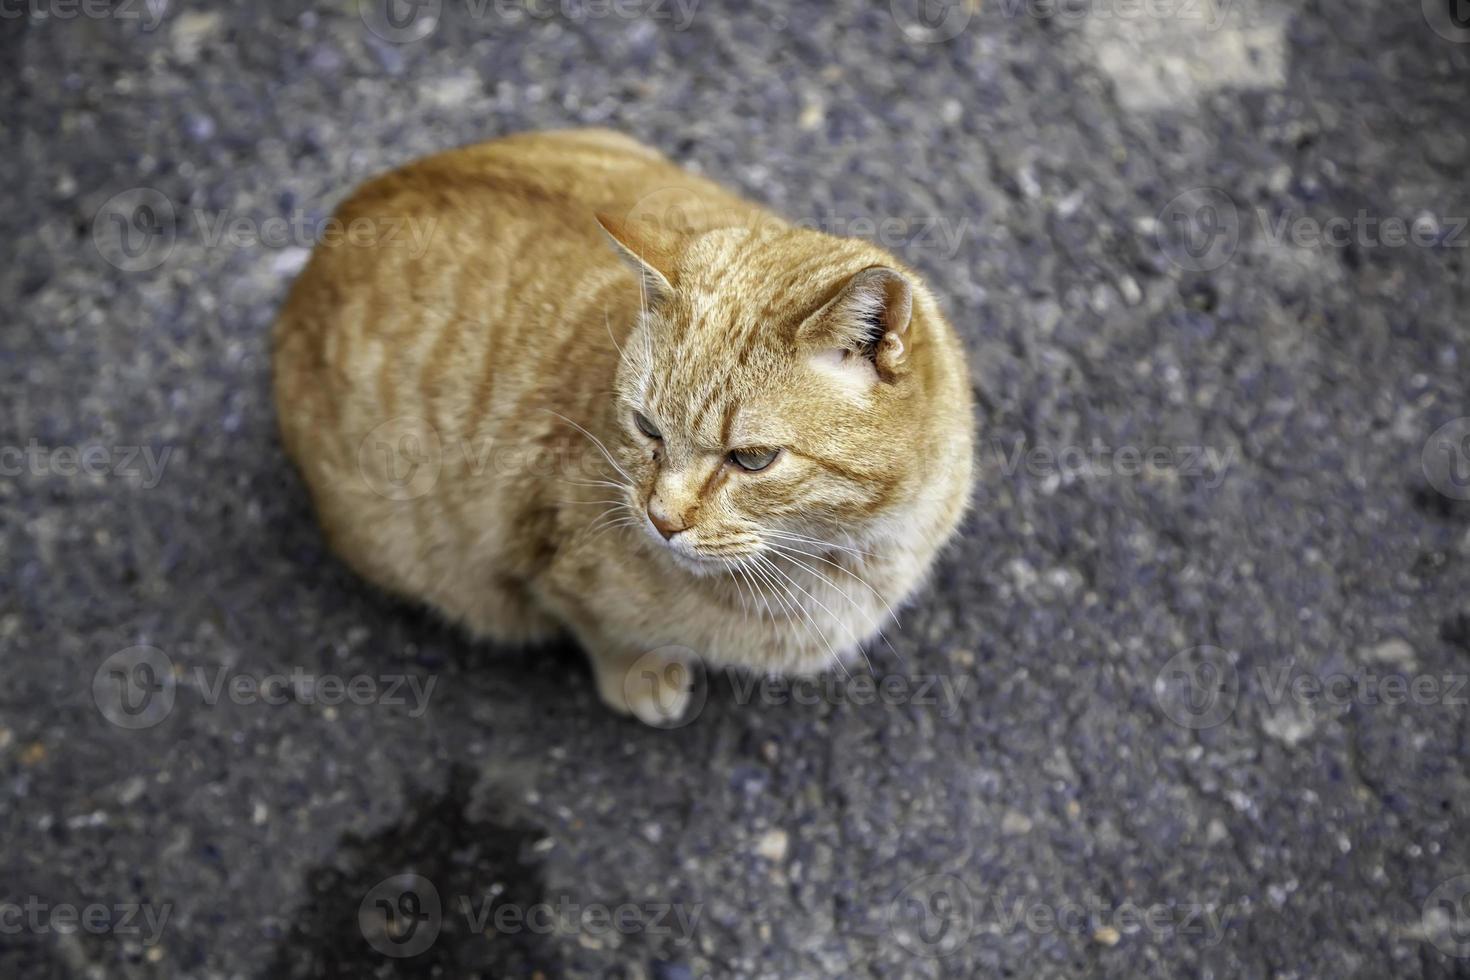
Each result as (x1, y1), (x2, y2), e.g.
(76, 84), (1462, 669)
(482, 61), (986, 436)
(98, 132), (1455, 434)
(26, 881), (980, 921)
(272, 129), (975, 725)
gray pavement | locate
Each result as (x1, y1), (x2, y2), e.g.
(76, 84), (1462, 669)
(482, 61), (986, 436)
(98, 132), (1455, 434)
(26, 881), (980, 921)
(3, 0), (1470, 977)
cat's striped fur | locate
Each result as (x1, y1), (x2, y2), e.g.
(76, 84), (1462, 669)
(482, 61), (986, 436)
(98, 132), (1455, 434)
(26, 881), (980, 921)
(272, 129), (974, 724)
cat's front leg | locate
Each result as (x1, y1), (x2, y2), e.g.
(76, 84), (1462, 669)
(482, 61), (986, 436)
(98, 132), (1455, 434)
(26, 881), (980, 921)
(583, 636), (697, 727)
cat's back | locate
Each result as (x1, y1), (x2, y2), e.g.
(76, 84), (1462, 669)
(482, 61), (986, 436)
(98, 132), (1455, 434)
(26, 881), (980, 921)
(314, 129), (748, 257)
(273, 129), (747, 462)
(270, 130), (752, 609)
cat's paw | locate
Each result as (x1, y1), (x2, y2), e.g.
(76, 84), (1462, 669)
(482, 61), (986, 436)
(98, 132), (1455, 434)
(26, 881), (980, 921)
(592, 648), (701, 728)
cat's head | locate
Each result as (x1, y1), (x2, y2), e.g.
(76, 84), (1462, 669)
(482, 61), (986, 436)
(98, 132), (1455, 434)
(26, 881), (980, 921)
(598, 213), (973, 575)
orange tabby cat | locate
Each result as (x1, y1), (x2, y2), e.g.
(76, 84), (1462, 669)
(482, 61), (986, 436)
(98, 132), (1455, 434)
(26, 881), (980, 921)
(272, 129), (974, 725)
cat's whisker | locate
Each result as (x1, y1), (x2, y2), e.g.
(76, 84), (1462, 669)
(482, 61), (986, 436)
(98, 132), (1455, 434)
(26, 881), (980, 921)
(591, 515), (641, 534)
(755, 552), (872, 678)
(732, 564), (762, 623)
(580, 512), (629, 538)
(747, 556), (805, 638)
(751, 553), (851, 680)
(582, 499), (634, 521)
(764, 542), (899, 662)
(764, 531), (864, 555)
(638, 262), (648, 323)
(727, 565), (746, 618)
(582, 461), (641, 493)
(740, 559), (777, 624)
(632, 275), (654, 365)
(730, 557), (778, 623)
(582, 515), (641, 548)
(728, 563), (756, 624)
(743, 558), (787, 617)
(578, 500), (639, 540)
(766, 540), (901, 631)
(604, 308), (624, 358)
(760, 527), (877, 560)
(544, 409), (637, 486)
(586, 448), (643, 489)
(562, 478), (632, 491)
(587, 511), (639, 530)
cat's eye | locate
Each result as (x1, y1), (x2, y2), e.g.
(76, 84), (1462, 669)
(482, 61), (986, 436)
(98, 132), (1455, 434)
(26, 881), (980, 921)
(634, 411), (662, 440)
(730, 447), (780, 472)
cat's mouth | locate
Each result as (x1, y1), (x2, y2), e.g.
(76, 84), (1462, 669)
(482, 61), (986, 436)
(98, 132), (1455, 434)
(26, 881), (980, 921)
(640, 516), (752, 576)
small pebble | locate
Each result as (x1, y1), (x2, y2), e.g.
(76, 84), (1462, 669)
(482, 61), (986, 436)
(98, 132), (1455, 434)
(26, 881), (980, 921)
(170, 11), (223, 63)
(1361, 638), (1416, 668)
(118, 776), (147, 806)
(756, 829), (789, 862)
(1001, 810), (1033, 835)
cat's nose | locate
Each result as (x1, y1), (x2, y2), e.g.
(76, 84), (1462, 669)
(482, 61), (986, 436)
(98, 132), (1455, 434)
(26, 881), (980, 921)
(648, 504), (687, 540)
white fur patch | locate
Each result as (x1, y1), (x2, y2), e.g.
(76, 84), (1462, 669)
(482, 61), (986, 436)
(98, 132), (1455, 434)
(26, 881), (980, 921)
(806, 349), (877, 399)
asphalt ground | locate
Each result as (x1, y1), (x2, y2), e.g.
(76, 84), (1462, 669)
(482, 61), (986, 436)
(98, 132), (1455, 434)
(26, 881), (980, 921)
(3, 0), (1470, 977)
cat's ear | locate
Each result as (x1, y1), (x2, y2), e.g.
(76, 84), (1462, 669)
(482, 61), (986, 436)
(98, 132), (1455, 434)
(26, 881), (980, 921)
(797, 266), (913, 381)
(595, 212), (677, 296)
